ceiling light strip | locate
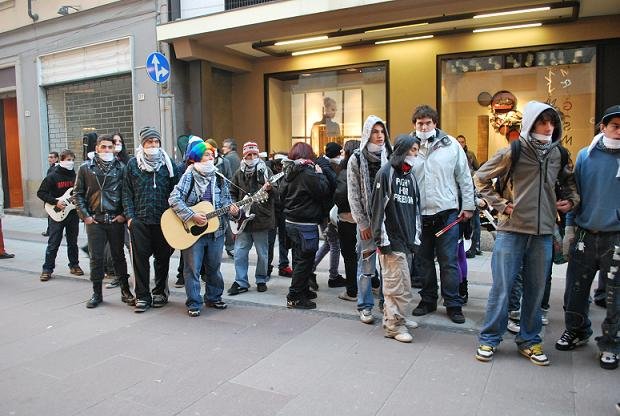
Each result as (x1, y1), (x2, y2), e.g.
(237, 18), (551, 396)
(473, 23), (542, 33)
(474, 7), (550, 19)
(375, 35), (434, 45)
(291, 46), (342, 56)
(365, 22), (428, 34)
(274, 36), (329, 46)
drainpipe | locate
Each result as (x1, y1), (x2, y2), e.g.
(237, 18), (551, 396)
(28, 0), (39, 22)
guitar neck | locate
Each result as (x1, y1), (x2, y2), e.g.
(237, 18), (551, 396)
(205, 197), (254, 220)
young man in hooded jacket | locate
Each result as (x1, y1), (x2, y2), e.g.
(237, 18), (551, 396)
(474, 101), (579, 366)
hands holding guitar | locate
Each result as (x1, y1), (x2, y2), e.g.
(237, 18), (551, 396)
(192, 204), (239, 226)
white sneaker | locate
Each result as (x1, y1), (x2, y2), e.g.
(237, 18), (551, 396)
(507, 319), (520, 334)
(509, 310), (520, 321)
(541, 308), (549, 325)
(385, 325), (413, 343)
(359, 309), (374, 324)
(405, 319), (419, 329)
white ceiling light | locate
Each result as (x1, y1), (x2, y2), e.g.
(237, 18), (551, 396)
(375, 35), (434, 45)
(473, 23), (542, 33)
(474, 7), (550, 19)
(274, 36), (328, 46)
(365, 22), (428, 34)
(291, 46), (342, 56)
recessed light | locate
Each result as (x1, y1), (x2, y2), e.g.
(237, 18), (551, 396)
(375, 35), (434, 45)
(474, 7), (550, 19)
(291, 46), (342, 56)
(473, 23), (542, 33)
(274, 36), (328, 46)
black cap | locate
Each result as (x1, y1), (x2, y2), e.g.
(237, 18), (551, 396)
(601, 105), (620, 124)
(325, 142), (343, 158)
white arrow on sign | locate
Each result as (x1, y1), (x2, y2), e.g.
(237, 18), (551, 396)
(151, 54), (169, 81)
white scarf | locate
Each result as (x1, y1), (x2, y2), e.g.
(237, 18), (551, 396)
(135, 145), (175, 177)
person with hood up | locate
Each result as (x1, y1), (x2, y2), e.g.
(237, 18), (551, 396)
(280, 142), (330, 309)
(347, 115), (392, 324)
(371, 134), (422, 343)
(409, 104), (475, 325)
(474, 101), (578, 366)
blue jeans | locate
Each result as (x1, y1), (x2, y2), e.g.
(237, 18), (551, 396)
(314, 222), (341, 278)
(234, 229), (269, 288)
(42, 211), (79, 272)
(182, 233), (225, 310)
(508, 263), (552, 313)
(356, 227), (377, 311)
(418, 209), (462, 307)
(563, 230), (619, 354)
(479, 231), (552, 348)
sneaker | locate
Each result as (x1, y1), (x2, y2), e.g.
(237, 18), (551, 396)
(134, 300), (150, 313)
(152, 295), (168, 308)
(286, 298), (316, 309)
(327, 275), (346, 288)
(227, 281), (248, 296)
(305, 290), (317, 300)
(519, 343), (550, 366)
(188, 309), (201, 317)
(359, 309), (374, 324)
(555, 330), (589, 351)
(509, 310), (521, 321)
(447, 307), (465, 324)
(599, 351), (618, 370)
(459, 280), (469, 304)
(384, 325), (413, 343)
(338, 292), (357, 302)
(40, 272), (52, 282)
(105, 278), (120, 289)
(507, 319), (521, 334)
(475, 344), (495, 362)
(41, 231), (49, 237)
(616, 403), (620, 415)
(412, 301), (436, 316)
(278, 266), (293, 277)
(309, 273), (319, 291)
(465, 249), (476, 259)
(541, 308), (549, 326)
(70, 266), (84, 276)
(405, 319), (419, 329)
(86, 294), (102, 309)
(257, 282), (267, 292)
(0, 252), (15, 259)
(205, 300), (228, 310)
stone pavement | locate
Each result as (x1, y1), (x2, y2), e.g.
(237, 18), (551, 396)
(0, 214), (617, 415)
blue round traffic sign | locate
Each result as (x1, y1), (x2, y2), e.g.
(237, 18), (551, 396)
(146, 52), (170, 84)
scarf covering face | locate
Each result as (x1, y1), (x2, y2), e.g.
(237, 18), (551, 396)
(528, 134), (553, 161)
(94, 153), (114, 173)
(191, 162), (216, 200)
(135, 145), (175, 177)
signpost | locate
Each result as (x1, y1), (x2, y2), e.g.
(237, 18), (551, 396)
(145, 52), (170, 84)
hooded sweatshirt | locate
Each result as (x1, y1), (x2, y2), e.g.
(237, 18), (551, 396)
(347, 115), (392, 230)
(474, 101), (579, 235)
(280, 159), (330, 224)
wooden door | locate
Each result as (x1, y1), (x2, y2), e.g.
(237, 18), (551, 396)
(1, 98), (23, 208)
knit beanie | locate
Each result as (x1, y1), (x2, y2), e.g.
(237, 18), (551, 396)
(186, 140), (216, 163)
(325, 142), (342, 158)
(139, 126), (161, 145)
(242, 141), (259, 157)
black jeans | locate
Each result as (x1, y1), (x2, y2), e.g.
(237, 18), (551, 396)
(286, 223), (319, 300)
(42, 211), (79, 272)
(337, 220), (358, 297)
(129, 220), (174, 303)
(85, 222), (128, 283)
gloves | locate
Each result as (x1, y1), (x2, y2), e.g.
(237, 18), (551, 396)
(562, 226), (575, 258)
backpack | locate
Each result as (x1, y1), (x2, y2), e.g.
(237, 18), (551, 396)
(494, 140), (569, 196)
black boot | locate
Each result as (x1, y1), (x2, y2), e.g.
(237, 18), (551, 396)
(309, 273), (319, 291)
(459, 279), (469, 304)
(86, 282), (103, 308)
(119, 276), (136, 306)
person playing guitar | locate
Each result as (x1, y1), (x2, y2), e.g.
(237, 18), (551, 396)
(168, 139), (239, 317)
(37, 149), (84, 281)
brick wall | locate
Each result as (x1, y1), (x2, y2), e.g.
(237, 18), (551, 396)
(46, 74), (134, 164)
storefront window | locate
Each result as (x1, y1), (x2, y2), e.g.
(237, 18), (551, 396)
(267, 62), (387, 155)
(440, 46), (596, 163)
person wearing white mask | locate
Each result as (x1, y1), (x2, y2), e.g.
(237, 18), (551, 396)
(37, 149), (83, 281)
(75, 134), (135, 308)
(474, 101), (579, 366)
(556, 105), (620, 370)
(169, 140), (239, 316)
(409, 105), (475, 325)
(123, 127), (179, 313)
(227, 141), (275, 296)
(348, 115), (392, 324)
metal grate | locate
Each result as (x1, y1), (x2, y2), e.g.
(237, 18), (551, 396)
(225, 0), (275, 10)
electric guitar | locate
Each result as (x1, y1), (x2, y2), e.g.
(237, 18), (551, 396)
(161, 189), (269, 250)
(229, 171), (285, 236)
(44, 187), (76, 222)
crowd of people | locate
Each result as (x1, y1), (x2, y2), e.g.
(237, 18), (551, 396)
(20, 101), (619, 372)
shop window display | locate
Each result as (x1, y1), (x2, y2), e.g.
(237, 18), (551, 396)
(267, 63), (387, 154)
(440, 46), (596, 163)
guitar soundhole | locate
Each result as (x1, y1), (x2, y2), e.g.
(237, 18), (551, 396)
(189, 223), (208, 236)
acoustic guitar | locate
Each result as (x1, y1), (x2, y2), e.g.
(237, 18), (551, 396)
(44, 187), (76, 222)
(161, 189), (269, 250)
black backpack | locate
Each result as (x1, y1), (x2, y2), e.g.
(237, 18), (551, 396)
(494, 140), (569, 196)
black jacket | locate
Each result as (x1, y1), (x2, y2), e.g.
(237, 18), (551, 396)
(37, 165), (76, 205)
(334, 167), (350, 214)
(74, 158), (125, 220)
(230, 162), (275, 232)
(280, 161), (330, 224)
